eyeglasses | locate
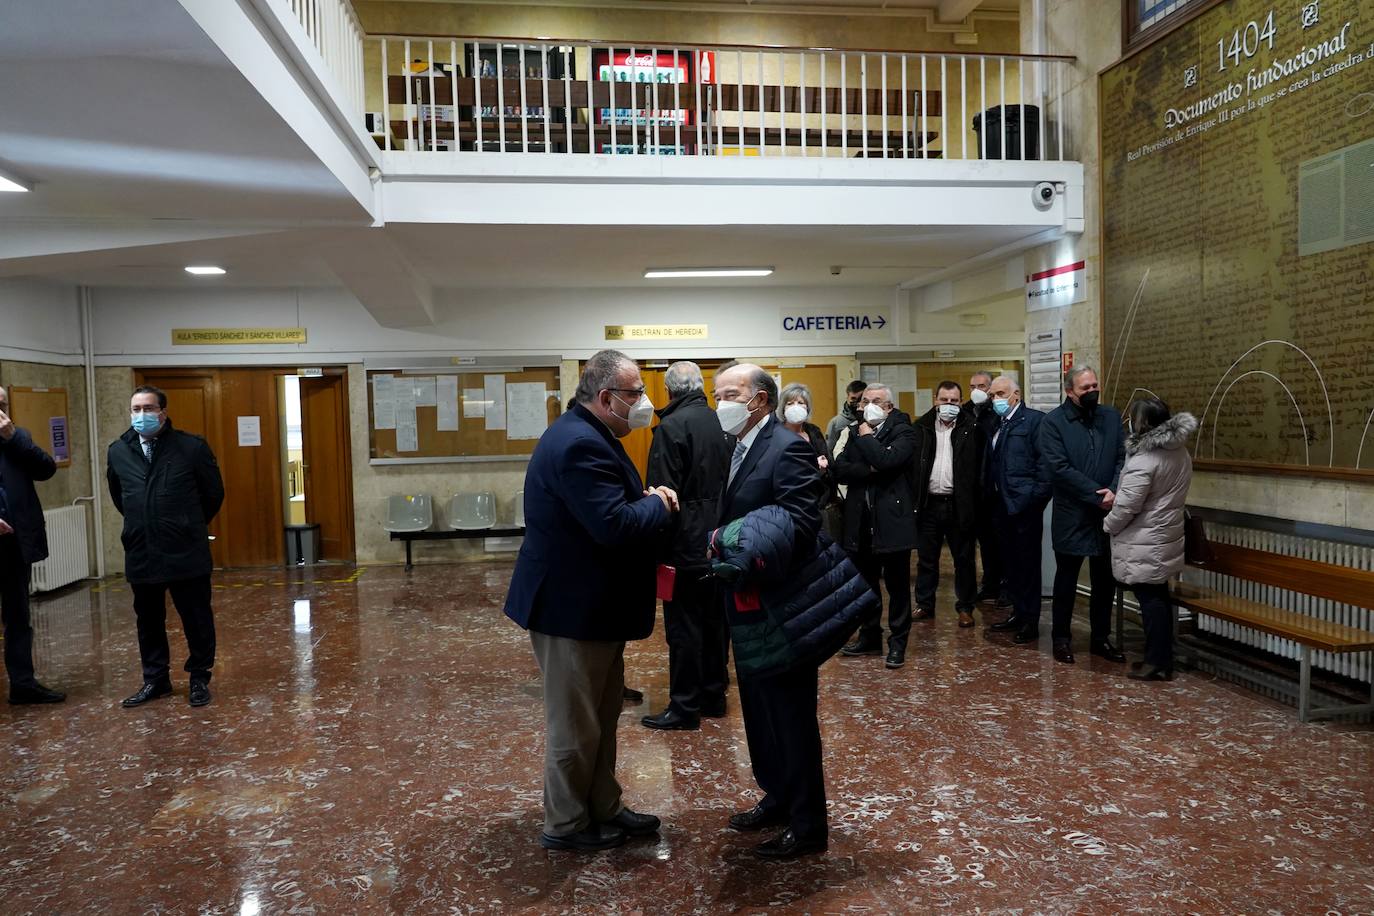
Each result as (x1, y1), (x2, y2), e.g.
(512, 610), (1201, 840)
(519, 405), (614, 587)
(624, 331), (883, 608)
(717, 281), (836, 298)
(606, 387), (646, 397)
(130, 405), (163, 414)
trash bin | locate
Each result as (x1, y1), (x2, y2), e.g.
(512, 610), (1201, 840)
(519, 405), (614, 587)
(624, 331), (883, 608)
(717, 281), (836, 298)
(285, 523), (320, 566)
(972, 104), (1041, 160)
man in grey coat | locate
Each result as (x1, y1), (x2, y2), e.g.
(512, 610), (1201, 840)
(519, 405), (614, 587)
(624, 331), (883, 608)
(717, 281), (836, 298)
(1039, 366), (1125, 665)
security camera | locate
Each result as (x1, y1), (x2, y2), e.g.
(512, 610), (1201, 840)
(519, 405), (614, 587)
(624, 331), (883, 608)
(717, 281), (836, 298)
(1032, 182), (1057, 210)
(829, 265), (842, 276)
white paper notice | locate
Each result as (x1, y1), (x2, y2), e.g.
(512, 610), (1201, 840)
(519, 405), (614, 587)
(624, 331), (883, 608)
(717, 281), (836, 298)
(484, 374), (507, 430)
(506, 383), (548, 440)
(412, 376), (437, 407)
(878, 365), (899, 388)
(436, 376), (459, 431)
(915, 390), (934, 416)
(861, 365), (880, 383)
(236, 416), (262, 447)
(395, 377), (419, 452)
(462, 388), (485, 419)
(373, 373), (396, 429)
(894, 365), (917, 393)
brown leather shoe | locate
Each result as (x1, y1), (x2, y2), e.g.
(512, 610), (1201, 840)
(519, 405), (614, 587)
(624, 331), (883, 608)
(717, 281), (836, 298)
(912, 608), (935, 621)
(957, 611), (975, 628)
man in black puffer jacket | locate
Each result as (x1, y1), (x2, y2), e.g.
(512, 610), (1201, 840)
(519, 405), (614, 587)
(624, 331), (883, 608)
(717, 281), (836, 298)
(642, 361), (732, 731)
(830, 383), (919, 670)
(107, 385), (224, 710)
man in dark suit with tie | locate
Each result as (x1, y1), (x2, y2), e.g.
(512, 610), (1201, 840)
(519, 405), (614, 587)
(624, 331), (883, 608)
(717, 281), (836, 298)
(505, 350), (679, 852)
(0, 386), (65, 705)
(983, 376), (1052, 645)
(713, 363), (829, 860)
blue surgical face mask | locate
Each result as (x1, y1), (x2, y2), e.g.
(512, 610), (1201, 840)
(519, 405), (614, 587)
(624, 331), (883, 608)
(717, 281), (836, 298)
(131, 411), (162, 435)
(992, 397), (1012, 417)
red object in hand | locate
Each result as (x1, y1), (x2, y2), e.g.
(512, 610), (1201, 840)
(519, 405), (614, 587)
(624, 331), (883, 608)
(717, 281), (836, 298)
(656, 564), (676, 602)
(734, 589), (761, 612)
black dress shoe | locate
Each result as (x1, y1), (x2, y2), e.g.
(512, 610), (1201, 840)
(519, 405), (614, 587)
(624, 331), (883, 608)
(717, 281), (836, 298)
(121, 680), (173, 708)
(188, 681), (212, 707)
(8, 682), (66, 704)
(1053, 642), (1076, 664)
(622, 687), (644, 703)
(885, 649), (905, 669)
(988, 618), (1021, 632)
(728, 803), (788, 832)
(840, 638), (881, 657)
(754, 828), (828, 860)
(603, 807), (661, 836)
(1012, 626), (1041, 644)
(1090, 641), (1126, 662)
(641, 708), (700, 730)
(540, 823), (626, 851)
(1128, 664), (1174, 681)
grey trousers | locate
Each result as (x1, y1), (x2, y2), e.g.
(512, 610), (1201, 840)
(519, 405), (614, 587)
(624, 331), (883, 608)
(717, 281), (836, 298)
(530, 631), (626, 836)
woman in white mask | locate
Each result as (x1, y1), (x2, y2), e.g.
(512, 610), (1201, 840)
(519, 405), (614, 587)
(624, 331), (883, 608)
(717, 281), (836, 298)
(778, 383), (834, 516)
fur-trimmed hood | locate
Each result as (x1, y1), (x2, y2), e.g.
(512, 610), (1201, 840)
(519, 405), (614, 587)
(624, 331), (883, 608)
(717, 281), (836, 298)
(1127, 411), (1196, 457)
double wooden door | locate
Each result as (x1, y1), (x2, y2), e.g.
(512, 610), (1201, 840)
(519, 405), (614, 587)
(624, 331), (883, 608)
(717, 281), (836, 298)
(133, 368), (354, 568)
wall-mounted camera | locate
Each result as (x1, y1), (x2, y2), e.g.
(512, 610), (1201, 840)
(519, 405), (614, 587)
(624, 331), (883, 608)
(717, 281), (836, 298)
(1032, 181), (1057, 211)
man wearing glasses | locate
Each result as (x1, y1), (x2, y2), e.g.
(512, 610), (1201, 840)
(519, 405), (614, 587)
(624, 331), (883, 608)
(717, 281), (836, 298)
(505, 350), (679, 852)
(107, 385), (224, 709)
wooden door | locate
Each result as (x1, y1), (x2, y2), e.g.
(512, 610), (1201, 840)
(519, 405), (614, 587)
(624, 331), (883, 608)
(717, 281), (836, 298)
(300, 374), (356, 562)
(134, 370), (226, 568)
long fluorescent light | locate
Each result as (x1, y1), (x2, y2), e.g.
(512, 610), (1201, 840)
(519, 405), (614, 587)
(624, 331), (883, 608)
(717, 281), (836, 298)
(644, 267), (774, 279)
(185, 265), (226, 275)
(0, 173), (30, 193)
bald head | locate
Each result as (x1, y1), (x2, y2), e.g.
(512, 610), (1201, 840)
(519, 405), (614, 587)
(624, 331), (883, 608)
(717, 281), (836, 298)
(713, 363), (776, 436)
(989, 375), (1021, 407)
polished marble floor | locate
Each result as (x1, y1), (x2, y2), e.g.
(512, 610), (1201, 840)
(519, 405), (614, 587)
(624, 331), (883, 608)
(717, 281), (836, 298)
(2, 560), (1372, 914)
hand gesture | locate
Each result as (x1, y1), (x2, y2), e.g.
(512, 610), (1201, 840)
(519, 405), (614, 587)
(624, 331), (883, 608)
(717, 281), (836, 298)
(0, 410), (13, 441)
(1097, 488), (1115, 509)
(857, 422), (873, 437)
(817, 454), (829, 470)
(646, 486), (680, 512)
(0, 518), (13, 536)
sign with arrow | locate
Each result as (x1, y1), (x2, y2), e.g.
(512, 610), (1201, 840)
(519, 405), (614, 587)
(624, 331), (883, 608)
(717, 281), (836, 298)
(780, 307), (894, 340)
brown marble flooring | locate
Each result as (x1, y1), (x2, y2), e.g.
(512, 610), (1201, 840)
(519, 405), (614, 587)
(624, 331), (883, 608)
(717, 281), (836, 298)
(2, 560), (1372, 914)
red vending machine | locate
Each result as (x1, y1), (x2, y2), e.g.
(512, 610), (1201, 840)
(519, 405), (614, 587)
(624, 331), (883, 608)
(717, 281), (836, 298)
(592, 49), (715, 155)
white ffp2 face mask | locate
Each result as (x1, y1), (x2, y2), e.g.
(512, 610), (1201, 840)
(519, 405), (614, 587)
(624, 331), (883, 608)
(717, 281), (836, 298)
(863, 403), (888, 425)
(969, 388), (989, 405)
(717, 397), (752, 436)
(783, 403), (809, 424)
(615, 393), (655, 430)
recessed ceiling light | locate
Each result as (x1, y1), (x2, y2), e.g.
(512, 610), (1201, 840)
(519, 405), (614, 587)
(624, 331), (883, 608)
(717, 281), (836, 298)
(644, 267), (774, 279)
(0, 173), (30, 193)
(185, 265), (226, 276)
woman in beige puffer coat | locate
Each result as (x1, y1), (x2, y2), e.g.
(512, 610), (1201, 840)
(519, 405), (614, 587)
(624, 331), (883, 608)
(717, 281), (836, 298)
(1103, 399), (1196, 680)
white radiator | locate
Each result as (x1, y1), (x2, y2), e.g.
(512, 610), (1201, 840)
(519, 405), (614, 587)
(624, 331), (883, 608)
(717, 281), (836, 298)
(1181, 522), (1374, 685)
(30, 506), (90, 593)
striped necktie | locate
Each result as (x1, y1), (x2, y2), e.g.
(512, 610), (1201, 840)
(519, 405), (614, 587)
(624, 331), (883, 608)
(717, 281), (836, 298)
(728, 438), (748, 485)
(142, 438), (155, 464)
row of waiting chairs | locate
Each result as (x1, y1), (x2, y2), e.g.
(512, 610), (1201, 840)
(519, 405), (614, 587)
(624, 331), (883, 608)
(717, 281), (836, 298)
(383, 492), (525, 533)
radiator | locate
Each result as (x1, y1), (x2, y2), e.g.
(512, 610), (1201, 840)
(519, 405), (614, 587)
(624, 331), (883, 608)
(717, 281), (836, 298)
(29, 506), (90, 593)
(1181, 522), (1374, 685)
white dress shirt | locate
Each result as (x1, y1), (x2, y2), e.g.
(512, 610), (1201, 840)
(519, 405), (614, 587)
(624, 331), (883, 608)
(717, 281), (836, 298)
(992, 402), (1021, 449)
(928, 419), (955, 495)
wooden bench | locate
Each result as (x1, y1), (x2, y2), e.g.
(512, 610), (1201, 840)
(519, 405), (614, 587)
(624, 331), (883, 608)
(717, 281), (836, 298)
(1169, 536), (1374, 722)
(390, 527), (524, 571)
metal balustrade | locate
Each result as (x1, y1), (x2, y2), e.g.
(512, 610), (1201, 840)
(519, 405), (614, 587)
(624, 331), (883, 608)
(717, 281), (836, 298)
(363, 34), (1076, 161)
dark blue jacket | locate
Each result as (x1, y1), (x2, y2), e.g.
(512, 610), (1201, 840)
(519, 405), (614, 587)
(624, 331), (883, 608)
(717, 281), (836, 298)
(1039, 399), (1126, 556)
(709, 505), (876, 678)
(0, 427), (57, 565)
(504, 403), (669, 641)
(985, 403), (1051, 517)
(720, 416), (823, 556)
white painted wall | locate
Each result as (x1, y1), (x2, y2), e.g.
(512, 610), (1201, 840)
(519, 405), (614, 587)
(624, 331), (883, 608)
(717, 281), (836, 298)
(0, 279), (83, 363)
(91, 284), (931, 363)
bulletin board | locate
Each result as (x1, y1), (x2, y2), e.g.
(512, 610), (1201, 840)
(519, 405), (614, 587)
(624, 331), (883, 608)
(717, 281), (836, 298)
(7, 386), (72, 468)
(366, 367), (562, 464)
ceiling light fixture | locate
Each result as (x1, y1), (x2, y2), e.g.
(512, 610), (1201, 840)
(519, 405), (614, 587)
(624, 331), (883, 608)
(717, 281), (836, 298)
(644, 267), (774, 279)
(184, 265), (226, 276)
(0, 172), (31, 193)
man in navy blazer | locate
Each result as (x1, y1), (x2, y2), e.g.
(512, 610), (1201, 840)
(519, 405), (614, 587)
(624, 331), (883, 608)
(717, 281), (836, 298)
(713, 363), (829, 860)
(504, 350), (678, 852)
(983, 376), (1052, 647)
(0, 386), (65, 704)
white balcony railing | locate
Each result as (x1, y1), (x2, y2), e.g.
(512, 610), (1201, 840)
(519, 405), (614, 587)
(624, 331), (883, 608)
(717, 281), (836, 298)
(363, 35), (1076, 161)
(284, 0), (366, 118)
